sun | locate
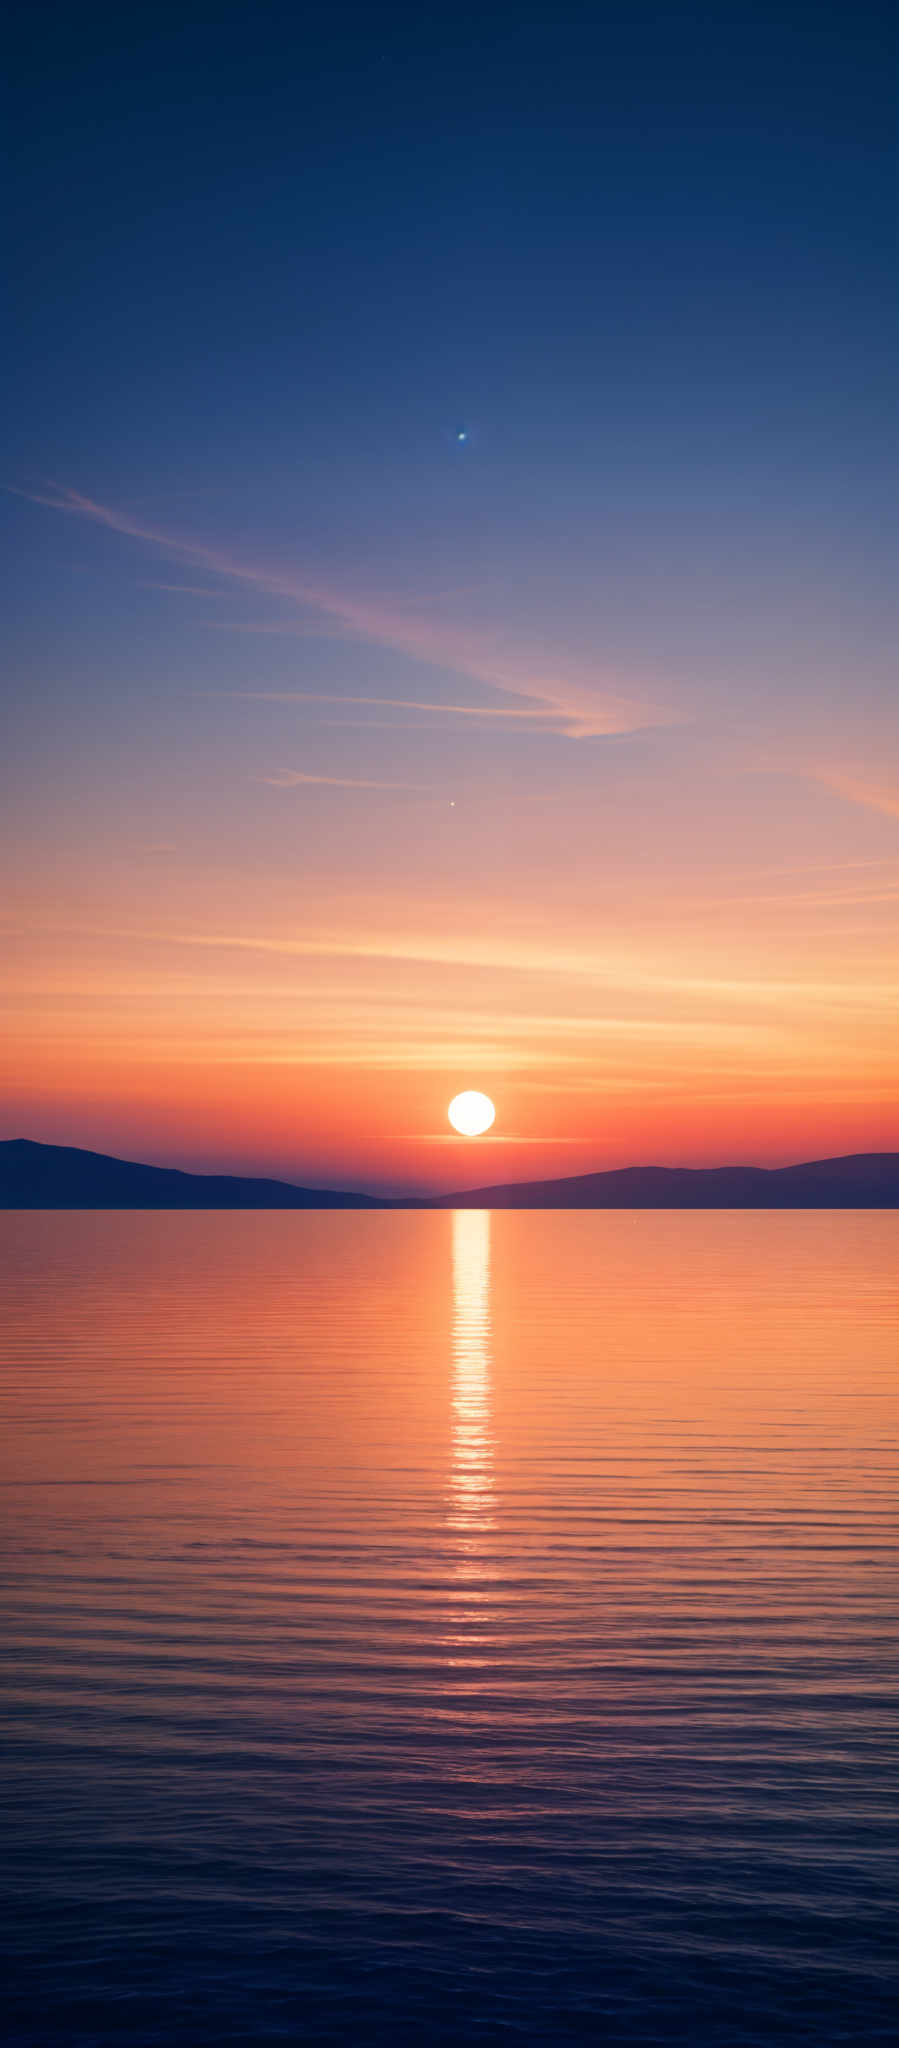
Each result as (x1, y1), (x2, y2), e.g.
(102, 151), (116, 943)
(448, 1091), (496, 1137)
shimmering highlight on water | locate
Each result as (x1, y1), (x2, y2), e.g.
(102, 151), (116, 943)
(1, 1210), (897, 2044)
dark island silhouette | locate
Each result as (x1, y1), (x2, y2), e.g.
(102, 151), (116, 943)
(2, 1137), (898, 1208)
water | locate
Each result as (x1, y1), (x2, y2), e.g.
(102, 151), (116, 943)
(1, 1210), (897, 2045)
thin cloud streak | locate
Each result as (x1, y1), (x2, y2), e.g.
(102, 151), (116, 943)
(141, 582), (230, 598)
(417, 1134), (585, 1144)
(238, 689), (567, 724)
(211, 619), (355, 641)
(809, 767), (899, 823)
(6, 913), (897, 1012)
(11, 481), (664, 737)
(261, 770), (430, 790)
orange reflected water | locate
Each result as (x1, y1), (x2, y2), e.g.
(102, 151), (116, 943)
(1, 1211), (897, 2043)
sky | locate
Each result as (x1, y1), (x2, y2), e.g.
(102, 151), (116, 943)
(3, 0), (897, 1192)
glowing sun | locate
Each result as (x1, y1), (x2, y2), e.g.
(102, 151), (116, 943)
(448, 1090), (496, 1137)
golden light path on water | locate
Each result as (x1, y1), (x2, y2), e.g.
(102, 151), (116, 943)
(450, 1209), (495, 1563)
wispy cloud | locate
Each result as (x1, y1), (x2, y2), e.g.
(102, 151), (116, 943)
(210, 619), (354, 641)
(7, 912), (897, 1013)
(418, 1134), (586, 1144)
(10, 481), (666, 738)
(239, 689), (572, 728)
(260, 770), (429, 791)
(140, 581), (230, 598)
(809, 766), (899, 823)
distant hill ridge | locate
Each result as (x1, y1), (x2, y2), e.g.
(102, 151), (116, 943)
(0, 1139), (380, 1210)
(2, 1138), (898, 1208)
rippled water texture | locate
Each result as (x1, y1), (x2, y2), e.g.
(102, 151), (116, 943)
(2, 1211), (897, 2044)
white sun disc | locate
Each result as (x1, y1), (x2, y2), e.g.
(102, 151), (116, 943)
(448, 1091), (495, 1137)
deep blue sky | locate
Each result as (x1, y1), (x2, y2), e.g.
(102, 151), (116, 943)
(8, 1), (894, 492)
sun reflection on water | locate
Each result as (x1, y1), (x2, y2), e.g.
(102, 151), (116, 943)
(450, 1208), (495, 1552)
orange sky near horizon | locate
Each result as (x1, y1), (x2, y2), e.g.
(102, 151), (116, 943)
(5, 749), (898, 1190)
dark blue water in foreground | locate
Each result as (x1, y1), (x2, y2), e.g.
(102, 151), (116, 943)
(1, 1211), (897, 2044)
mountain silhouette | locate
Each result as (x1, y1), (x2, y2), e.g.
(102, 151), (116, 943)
(0, 1139), (381, 1209)
(427, 1154), (899, 1207)
(2, 1138), (898, 1208)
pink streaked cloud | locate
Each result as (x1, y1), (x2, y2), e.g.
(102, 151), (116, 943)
(808, 766), (899, 823)
(238, 689), (577, 728)
(11, 481), (666, 738)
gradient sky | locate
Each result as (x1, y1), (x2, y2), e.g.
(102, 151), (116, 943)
(4, 0), (897, 1191)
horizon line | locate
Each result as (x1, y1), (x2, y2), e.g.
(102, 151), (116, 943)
(2, 1134), (897, 1207)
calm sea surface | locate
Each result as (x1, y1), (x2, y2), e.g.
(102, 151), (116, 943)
(1, 1211), (897, 2045)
